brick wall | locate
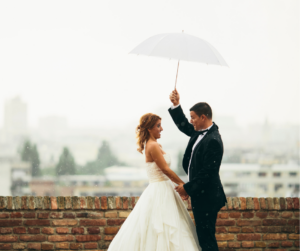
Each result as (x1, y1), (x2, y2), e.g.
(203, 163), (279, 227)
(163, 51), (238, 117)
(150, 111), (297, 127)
(0, 196), (299, 250)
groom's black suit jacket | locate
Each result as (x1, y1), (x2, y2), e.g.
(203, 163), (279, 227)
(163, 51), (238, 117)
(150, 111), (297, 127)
(169, 106), (227, 211)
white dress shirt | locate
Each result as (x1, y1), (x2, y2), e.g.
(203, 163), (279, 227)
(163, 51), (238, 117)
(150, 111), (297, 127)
(171, 104), (213, 181)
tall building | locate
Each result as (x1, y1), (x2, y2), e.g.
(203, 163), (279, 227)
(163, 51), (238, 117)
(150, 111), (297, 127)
(4, 97), (28, 138)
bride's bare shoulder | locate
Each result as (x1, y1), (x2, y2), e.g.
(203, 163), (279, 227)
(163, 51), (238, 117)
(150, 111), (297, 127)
(146, 141), (160, 151)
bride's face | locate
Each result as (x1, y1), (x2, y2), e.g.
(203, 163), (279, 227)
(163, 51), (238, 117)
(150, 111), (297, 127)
(148, 119), (163, 139)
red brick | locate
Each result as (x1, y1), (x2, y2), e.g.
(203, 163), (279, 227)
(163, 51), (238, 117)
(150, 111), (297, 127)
(242, 241), (254, 247)
(13, 243), (26, 249)
(50, 213), (62, 219)
(281, 212), (293, 218)
(239, 197), (246, 210)
(229, 212), (241, 218)
(0, 213), (9, 218)
(104, 235), (115, 241)
(216, 227), (227, 233)
(80, 219), (106, 226)
(23, 212), (35, 218)
(292, 197), (299, 209)
(122, 197), (128, 210)
(52, 220), (77, 226)
(131, 196), (136, 208)
(228, 242), (241, 248)
(217, 241), (227, 247)
(107, 219), (125, 226)
(262, 234), (287, 240)
(243, 212), (254, 218)
(0, 236), (18, 242)
(63, 213), (75, 219)
(269, 226), (281, 233)
(87, 212), (103, 218)
(76, 213), (88, 218)
(28, 228), (40, 234)
(255, 226), (268, 233)
(228, 227), (241, 233)
(259, 198), (267, 209)
(281, 226), (294, 233)
(0, 228), (12, 234)
(253, 198), (260, 210)
(70, 243), (83, 249)
(95, 197), (101, 210)
(280, 197), (286, 210)
(84, 243), (98, 249)
(27, 243), (41, 250)
(101, 196), (107, 210)
(115, 196), (122, 209)
(71, 227), (84, 234)
(288, 219), (299, 226)
(48, 235), (74, 242)
(269, 211), (280, 218)
(295, 240), (300, 247)
(286, 198), (293, 210)
(87, 227), (100, 234)
(20, 235), (47, 242)
(256, 212), (268, 218)
(80, 197), (86, 209)
(216, 220), (235, 226)
(268, 242), (280, 247)
(295, 211), (300, 217)
(55, 242), (69, 249)
(0, 220), (22, 227)
(0, 244), (12, 250)
(218, 213), (229, 219)
(288, 233), (299, 239)
(105, 212), (118, 218)
(105, 227), (119, 235)
(255, 241), (267, 247)
(75, 235), (102, 242)
(24, 220), (50, 226)
(41, 243), (54, 250)
(263, 219), (287, 226)
(56, 227), (69, 234)
(237, 234), (262, 241)
(13, 227), (26, 234)
(237, 220), (261, 226)
(295, 226), (299, 233)
(50, 197), (57, 210)
(242, 227), (254, 233)
(11, 212), (22, 218)
(42, 227), (54, 235)
(215, 234), (235, 241)
(281, 241), (293, 247)
(38, 213), (49, 219)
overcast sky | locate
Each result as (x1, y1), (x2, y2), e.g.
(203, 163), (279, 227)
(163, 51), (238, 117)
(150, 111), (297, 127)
(0, 0), (299, 128)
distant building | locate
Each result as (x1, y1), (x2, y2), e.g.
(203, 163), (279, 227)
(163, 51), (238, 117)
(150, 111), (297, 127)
(220, 163), (299, 197)
(4, 97), (28, 139)
(10, 161), (32, 196)
(30, 179), (55, 196)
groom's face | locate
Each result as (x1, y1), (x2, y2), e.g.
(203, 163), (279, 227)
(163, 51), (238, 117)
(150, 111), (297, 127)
(190, 111), (205, 131)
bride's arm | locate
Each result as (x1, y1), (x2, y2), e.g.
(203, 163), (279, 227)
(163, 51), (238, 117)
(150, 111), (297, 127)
(148, 143), (185, 185)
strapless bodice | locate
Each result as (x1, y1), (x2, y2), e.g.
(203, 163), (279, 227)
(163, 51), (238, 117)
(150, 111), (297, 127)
(145, 154), (171, 183)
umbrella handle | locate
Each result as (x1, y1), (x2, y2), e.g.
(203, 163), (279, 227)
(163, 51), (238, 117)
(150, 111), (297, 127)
(174, 60), (180, 89)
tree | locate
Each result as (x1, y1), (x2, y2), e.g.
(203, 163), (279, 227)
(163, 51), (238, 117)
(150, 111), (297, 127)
(56, 147), (76, 176)
(82, 141), (121, 175)
(176, 150), (186, 176)
(20, 140), (41, 177)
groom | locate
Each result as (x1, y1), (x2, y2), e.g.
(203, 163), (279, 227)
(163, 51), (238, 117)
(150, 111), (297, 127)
(169, 89), (227, 251)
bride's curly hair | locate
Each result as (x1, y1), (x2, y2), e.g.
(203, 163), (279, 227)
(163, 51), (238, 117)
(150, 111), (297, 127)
(136, 113), (161, 154)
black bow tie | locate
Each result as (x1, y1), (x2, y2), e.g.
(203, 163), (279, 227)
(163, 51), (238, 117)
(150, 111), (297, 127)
(196, 129), (209, 136)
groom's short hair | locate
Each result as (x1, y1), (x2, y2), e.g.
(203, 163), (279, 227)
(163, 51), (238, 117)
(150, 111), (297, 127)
(190, 102), (212, 119)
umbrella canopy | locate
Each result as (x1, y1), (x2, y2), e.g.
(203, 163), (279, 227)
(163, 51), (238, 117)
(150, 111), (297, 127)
(129, 32), (228, 67)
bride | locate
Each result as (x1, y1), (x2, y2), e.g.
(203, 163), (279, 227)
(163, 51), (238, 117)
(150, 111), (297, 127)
(107, 113), (201, 251)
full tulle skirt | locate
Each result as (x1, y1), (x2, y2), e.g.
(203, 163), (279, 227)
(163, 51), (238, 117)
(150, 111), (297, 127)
(107, 180), (201, 251)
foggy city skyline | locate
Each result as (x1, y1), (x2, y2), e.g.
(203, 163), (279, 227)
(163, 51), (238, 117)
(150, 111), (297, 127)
(0, 1), (299, 199)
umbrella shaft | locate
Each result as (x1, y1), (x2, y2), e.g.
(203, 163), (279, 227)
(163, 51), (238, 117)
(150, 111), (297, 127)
(175, 60), (180, 89)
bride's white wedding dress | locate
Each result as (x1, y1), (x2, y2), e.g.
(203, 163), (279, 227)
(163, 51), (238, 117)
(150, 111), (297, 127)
(107, 154), (201, 251)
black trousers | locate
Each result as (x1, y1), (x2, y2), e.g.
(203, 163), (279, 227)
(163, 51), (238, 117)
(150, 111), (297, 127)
(191, 201), (220, 251)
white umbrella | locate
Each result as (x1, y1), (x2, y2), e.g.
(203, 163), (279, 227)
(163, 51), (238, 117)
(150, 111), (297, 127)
(129, 32), (228, 88)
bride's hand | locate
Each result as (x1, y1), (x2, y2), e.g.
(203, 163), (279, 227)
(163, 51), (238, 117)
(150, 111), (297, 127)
(181, 194), (189, 201)
(169, 89), (180, 106)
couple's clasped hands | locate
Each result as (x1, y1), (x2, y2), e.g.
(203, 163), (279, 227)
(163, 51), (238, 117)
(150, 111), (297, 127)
(175, 183), (189, 201)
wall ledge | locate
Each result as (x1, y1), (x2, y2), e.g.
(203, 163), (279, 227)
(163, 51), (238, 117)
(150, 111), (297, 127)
(0, 196), (299, 211)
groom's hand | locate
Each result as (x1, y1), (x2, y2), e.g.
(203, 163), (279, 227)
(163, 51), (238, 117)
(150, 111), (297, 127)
(175, 183), (188, 197)
(169, 89), (180, 106)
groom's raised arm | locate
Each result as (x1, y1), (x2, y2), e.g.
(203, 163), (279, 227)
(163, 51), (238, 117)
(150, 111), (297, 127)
(168, 105), (194, 137)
